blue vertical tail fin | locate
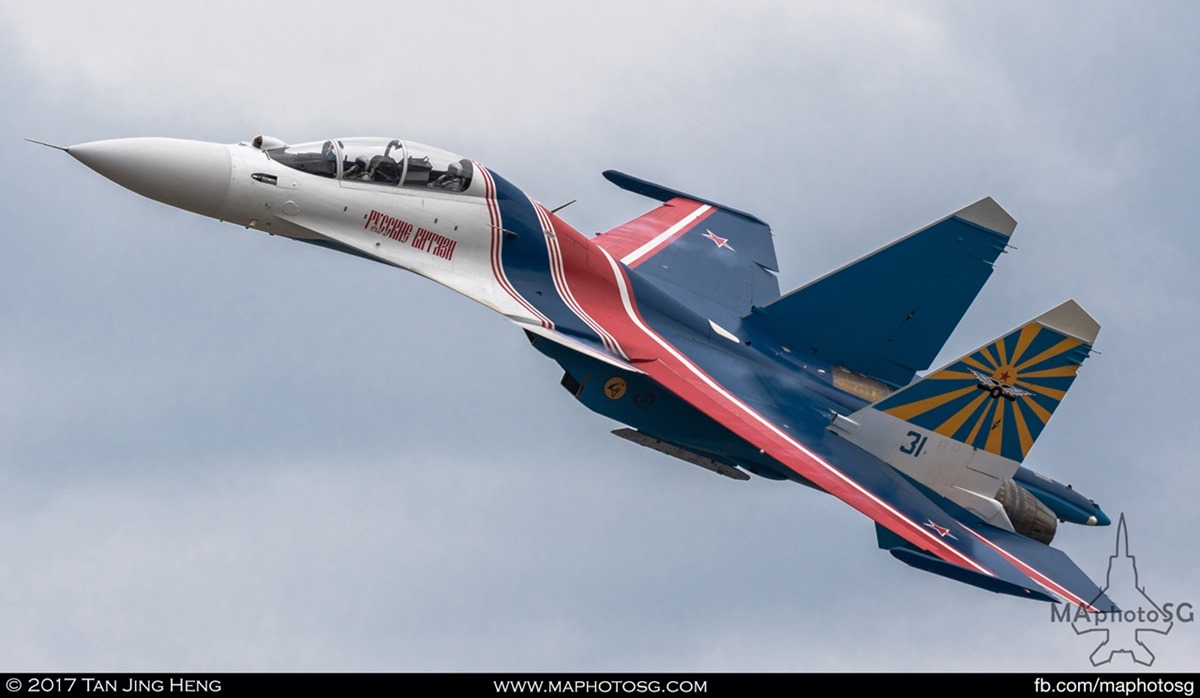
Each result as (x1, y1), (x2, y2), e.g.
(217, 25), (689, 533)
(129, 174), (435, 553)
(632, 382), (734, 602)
(744, 198), (1015, 387)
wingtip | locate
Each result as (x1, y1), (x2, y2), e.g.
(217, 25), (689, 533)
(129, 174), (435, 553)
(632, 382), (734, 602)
(954, 196), (1017, 237)
(1036, 299), (1101, 344)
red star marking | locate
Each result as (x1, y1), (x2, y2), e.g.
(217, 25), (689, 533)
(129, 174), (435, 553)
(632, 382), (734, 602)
(999, 370), (1011, 382)
(702, 229), (735, 251)
(924, 519), (957, 540)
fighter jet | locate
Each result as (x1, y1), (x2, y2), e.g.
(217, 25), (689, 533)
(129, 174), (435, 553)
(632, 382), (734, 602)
(46, 134), (1116, 611)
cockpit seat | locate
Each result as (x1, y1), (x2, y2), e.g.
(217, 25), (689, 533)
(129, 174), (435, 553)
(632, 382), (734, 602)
(367, 155), (401, 183)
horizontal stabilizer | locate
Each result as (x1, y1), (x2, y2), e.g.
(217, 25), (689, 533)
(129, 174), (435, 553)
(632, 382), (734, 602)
(967, 522), (1119, 612)
(887, 542), (1059, 602)
(877, 520), (1117, 611)
(745, 198), (1014, 387)
(596, 171), (780, 324)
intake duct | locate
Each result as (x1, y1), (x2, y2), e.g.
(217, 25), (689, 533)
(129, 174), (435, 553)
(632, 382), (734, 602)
(995, 478), (1058, 544)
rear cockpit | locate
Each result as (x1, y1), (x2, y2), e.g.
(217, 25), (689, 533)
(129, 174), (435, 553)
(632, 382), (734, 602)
(253, 136), (477, 195)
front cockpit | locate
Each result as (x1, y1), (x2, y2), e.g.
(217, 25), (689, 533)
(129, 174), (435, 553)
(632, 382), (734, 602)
(259, 137), (477, 195)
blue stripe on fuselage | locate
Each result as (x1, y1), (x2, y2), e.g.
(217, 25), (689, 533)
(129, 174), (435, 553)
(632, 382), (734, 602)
(488, 170), (602, 344)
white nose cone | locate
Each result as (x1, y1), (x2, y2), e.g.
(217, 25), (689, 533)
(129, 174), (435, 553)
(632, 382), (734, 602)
(69, 138), (232, 219)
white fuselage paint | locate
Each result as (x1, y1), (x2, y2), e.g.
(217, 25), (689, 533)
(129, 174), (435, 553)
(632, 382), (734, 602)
(221, 143), (543, 327)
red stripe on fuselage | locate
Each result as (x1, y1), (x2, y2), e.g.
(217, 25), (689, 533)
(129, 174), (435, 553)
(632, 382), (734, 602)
(476, 163), (552, 329)
(533, 202), (623, 356)
(541, 214), (995, 576)
(541, 209), (657, 362)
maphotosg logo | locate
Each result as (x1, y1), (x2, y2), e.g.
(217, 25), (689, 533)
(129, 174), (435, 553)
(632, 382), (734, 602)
(1050, 514), (1194, 666)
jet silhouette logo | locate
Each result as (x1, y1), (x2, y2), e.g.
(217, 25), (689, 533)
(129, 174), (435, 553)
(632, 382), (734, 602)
(1052, 514), (1194, 666)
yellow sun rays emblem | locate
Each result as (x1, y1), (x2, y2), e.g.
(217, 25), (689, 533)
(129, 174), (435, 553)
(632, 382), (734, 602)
(878, 321), (1087, 462)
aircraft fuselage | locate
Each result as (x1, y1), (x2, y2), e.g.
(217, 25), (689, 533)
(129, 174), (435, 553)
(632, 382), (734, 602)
(55, 133), (1115, 610)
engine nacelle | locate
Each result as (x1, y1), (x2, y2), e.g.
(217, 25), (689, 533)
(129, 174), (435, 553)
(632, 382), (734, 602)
(996, 479), (1058, 544)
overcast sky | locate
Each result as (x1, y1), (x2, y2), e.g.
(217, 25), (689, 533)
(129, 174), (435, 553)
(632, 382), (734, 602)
(2, 1), (1197, 672)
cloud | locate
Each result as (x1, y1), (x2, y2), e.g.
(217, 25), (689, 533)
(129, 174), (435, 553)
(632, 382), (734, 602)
(3, 1), (1198, 671)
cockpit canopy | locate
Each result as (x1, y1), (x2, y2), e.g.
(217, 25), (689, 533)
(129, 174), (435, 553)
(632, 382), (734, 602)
(264, 138), (476, 195)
